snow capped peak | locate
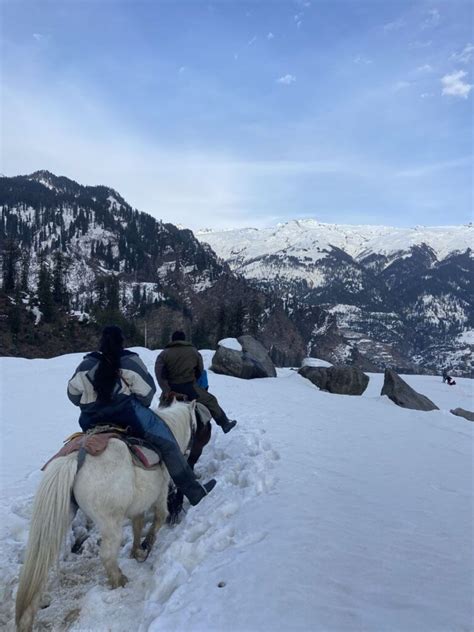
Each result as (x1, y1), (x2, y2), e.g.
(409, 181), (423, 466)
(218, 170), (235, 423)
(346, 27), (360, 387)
(27, 170), (59, 190)
(196, 219), (472, 263)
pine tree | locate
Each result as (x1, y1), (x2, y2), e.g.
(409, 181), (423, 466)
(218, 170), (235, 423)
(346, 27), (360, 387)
(2, 239), (20, 292)
(20, 251), (30, 292)
(9, 286), (22, 335)
(52, 251), (69, 308)
(37, 259), (55, 322)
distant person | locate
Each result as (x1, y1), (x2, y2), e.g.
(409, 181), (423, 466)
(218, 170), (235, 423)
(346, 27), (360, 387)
(442, 368), (456, 385)
(67, 325), (216, 505)
(155, 331), (237, 433)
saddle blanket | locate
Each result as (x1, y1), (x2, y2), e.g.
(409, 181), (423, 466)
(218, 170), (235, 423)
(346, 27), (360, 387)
(42, 432), (162, 471)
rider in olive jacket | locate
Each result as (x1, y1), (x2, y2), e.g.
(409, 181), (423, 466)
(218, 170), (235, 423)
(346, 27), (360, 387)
(155, 331), (237, 434)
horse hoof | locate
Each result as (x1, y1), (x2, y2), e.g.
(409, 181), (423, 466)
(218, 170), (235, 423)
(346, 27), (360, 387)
(110, 573), (128, 589)
(167, 510), (183, 525)
(132, 543), (150, 563)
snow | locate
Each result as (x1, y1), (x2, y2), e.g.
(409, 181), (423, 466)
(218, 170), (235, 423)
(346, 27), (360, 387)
(107, 195), (121, 209)
(197, 220), (473, 264)
(302, 357), (332, 367)
(0, 349), (473, 631)
(29, 305), (42, 325)
(218, 338), (242, 352)
(457, 330), (474, 345)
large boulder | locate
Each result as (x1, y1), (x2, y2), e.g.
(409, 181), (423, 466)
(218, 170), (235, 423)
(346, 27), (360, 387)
(381, 369), (439, 411)
(299, 365), (369, 395)
(211, 335), (277, 379)
(450, 408), (474, 422)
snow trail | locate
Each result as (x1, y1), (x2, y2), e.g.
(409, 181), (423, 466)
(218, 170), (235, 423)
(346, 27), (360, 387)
(0, 350), (472, 631)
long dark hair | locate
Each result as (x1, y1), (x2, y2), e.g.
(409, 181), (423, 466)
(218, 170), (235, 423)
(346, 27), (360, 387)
(94, 325), (124, 402)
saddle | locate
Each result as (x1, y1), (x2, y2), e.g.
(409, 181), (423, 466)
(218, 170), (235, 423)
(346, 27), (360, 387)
(41, 425), (163, 472)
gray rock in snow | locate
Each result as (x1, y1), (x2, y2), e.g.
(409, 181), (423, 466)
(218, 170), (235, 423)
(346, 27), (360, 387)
(210, 335), (277, 379)
(450, 408), (474, 422)
(381, 369), (439, 411)
(298, 365), (369, 395)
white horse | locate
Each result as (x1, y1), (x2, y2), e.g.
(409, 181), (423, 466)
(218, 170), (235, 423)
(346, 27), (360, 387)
(15, 400), (197, 632)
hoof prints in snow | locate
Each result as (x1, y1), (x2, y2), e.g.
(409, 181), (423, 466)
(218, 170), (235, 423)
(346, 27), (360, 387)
(1, 417), (278, 631)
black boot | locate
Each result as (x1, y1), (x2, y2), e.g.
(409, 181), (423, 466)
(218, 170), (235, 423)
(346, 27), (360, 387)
(144, 431), (216, 506)
(219, 418), (237, 434)
(188, 479), (217, 506)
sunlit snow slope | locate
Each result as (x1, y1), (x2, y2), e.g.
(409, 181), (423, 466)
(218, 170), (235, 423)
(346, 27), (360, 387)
(0, 349), (472, 631)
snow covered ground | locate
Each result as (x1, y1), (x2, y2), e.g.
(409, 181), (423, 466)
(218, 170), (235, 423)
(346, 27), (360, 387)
(0, 349), (472, 631)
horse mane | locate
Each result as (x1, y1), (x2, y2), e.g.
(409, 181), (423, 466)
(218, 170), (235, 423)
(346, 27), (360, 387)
(153, 400), (196, 454)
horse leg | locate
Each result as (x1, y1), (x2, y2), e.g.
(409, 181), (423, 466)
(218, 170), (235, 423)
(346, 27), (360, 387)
(98, 521), (128, 588)
(130, 514), (145, 560)
(167, 485), (185, 524)
(142, 499), (168, 551)
(139, 488), (169, 560)
(167, 421), (212, 523)
(188, 422), (211, 470)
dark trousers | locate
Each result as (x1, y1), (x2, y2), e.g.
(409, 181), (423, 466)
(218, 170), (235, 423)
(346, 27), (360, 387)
(170, 381), (228, 426)
(79, 398), (204, 502)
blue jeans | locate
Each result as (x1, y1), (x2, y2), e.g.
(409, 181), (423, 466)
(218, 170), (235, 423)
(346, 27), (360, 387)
(78, 398), (205, 502)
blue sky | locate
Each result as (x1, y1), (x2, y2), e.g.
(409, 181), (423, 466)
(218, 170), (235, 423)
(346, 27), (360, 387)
(1, 0), (472, 229)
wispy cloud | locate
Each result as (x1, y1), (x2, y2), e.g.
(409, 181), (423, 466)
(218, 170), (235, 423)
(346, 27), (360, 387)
(294, 13), (303, 28)
(422, 8), (440, 29)
(267, 32), (274, 40)
(277, 74), (296, 85)
(353, 55), (372, 65)
(451, 43), (474, 64)
(396, 156), (472, 177)
(441, 70), (473, 99)
(416, 64), (433, 72)
(409, 40), (432, 49)
(393, 80), (411, 92)
(383, 18), (405, 32)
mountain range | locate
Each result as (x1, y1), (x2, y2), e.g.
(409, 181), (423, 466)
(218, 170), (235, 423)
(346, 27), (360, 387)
(196, 220), (473, 376)
(0, 171), (471, 375)
(0, 171), (303, 363)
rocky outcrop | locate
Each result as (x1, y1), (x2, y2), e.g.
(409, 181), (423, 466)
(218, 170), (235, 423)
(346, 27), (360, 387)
(299, 365), (369, 395)
(450, 408), (474, 422)
(381, 369), (439, 411)
(210, 335), (277, 379)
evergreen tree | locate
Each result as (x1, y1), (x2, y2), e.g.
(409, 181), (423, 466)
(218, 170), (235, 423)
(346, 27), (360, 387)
(228, 300), (245, 337)
(9, 286), (22, 335)
(52, 251), (69, 308)
(37, 259), (55, 322)
(2, 239), (20, 292)
(216, 304), (227, 342)
(20, 251), (30, 292)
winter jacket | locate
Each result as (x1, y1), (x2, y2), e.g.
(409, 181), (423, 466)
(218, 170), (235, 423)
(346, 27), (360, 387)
(68, 350), (157, 413)
(155, 341), (203, 394)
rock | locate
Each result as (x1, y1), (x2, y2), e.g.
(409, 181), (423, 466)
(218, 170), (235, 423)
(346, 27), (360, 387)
(238, 335), (277, 377)
(381, 369), (439, 411)
(298, 365), (369, 395)
(210, 335), (277, 379)
(450, 408), (474, 422)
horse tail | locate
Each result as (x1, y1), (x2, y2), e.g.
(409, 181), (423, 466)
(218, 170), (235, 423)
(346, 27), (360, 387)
(16, 454), (78, 632)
